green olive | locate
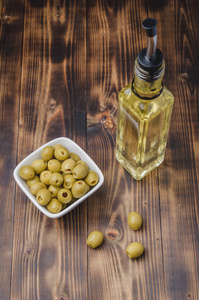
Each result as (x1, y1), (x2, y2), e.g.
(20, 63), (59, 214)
(54, 144), (65, 149)
(84, 170), (99, 186)
(65, 197), (76, 206)
(48, 185), (61, 198)
(36, 189), (51, 206)
(85, 183), (90, 193)
(26, 175), (40, 187)
(72, 164), (88, 179)
(62, 203), (67, 210)
(126, 242), (144, 259)
(46, 198), (62, 213)
(49, 172), (63, 187)
(76, 160), (89, 170)
(41, 146), (54, 161)
(31, 159), (47, 174)
(57, 188), (72, 204)
(19, 166), (35, 180)
(71, 180), (87, 198)
(69, 152), (80, 162)
(70, 197), (76, 205)
(54, 147), (69, 161)
(87, 231), (104, 248)
(63, 174), (76, 189)
(48, 159), (61, 172)
(30, 182), (47, 196)
(61, 159), (76, 174)
(40, 170), (52, 186)
(127, 212), (143, 231)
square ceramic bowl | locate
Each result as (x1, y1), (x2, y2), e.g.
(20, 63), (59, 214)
(13, 137), (104, 219)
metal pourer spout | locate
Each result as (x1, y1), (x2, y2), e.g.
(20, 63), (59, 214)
(142, 18), (157, 60)
(137, 18), (164, 77)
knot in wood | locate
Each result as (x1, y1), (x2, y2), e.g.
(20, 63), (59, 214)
(1, 8), (11, 24)
(2, 15), (11, 23)
(106, 227), (121, 241)
(180, 73), (188, 81)
(100, 112), (116, 133)
(58, 296), (67, 300)
(49, 99), (56, 110)
(25, 246), (33, 255)
(107, 232), (117, 240)
(56, 5), (62, 18)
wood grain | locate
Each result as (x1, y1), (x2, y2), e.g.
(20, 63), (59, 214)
(86, 1), (165, 299)
(0, 0), (198, 299)
(0, 0), (24, 298)
(157, 0), (199, 299)
(10, 1), (87, 299)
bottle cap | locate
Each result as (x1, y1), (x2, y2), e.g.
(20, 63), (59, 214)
(138, 18), (163, 71)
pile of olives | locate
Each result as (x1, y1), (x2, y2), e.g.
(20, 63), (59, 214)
(87, 211), (145, 260)
(19, 144), (99, 214)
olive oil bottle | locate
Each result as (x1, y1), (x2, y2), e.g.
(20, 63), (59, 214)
(116, 18), (174, 180)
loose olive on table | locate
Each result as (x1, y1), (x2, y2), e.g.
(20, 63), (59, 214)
(126, 242), (144, 259)
(87, 231), (104, 248)
(127, 212), (143, 231)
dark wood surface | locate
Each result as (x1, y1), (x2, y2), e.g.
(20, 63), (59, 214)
(0, 0), (199, 299)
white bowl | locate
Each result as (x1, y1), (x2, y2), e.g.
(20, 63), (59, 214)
(13, 137), (104, 219)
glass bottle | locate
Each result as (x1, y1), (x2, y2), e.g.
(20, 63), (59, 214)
(116, 18), (174, 180)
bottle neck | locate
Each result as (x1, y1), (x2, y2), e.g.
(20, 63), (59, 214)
(132, 59), (165, 99)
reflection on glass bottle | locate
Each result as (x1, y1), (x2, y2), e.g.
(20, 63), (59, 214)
(116, 18), (174, 180)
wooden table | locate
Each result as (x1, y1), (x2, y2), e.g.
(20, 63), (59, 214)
(1, 1), (199, 299)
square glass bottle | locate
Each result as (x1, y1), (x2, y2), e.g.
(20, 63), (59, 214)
(116, 18), (174, 180)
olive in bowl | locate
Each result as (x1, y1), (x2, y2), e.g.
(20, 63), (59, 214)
(13, 137), (104, 219)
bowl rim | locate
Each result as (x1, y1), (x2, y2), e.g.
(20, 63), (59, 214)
(13, 137), (104, 219)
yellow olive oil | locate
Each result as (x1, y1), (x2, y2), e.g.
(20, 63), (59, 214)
(116, 19), (174, 180)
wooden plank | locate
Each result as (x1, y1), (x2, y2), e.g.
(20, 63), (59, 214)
(0, 0), (198, 299)
(0, 0), (24, 299)
(148, 0), (199, 299)
(10, 1), (87, 299)
(86, 1), (166, 299)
